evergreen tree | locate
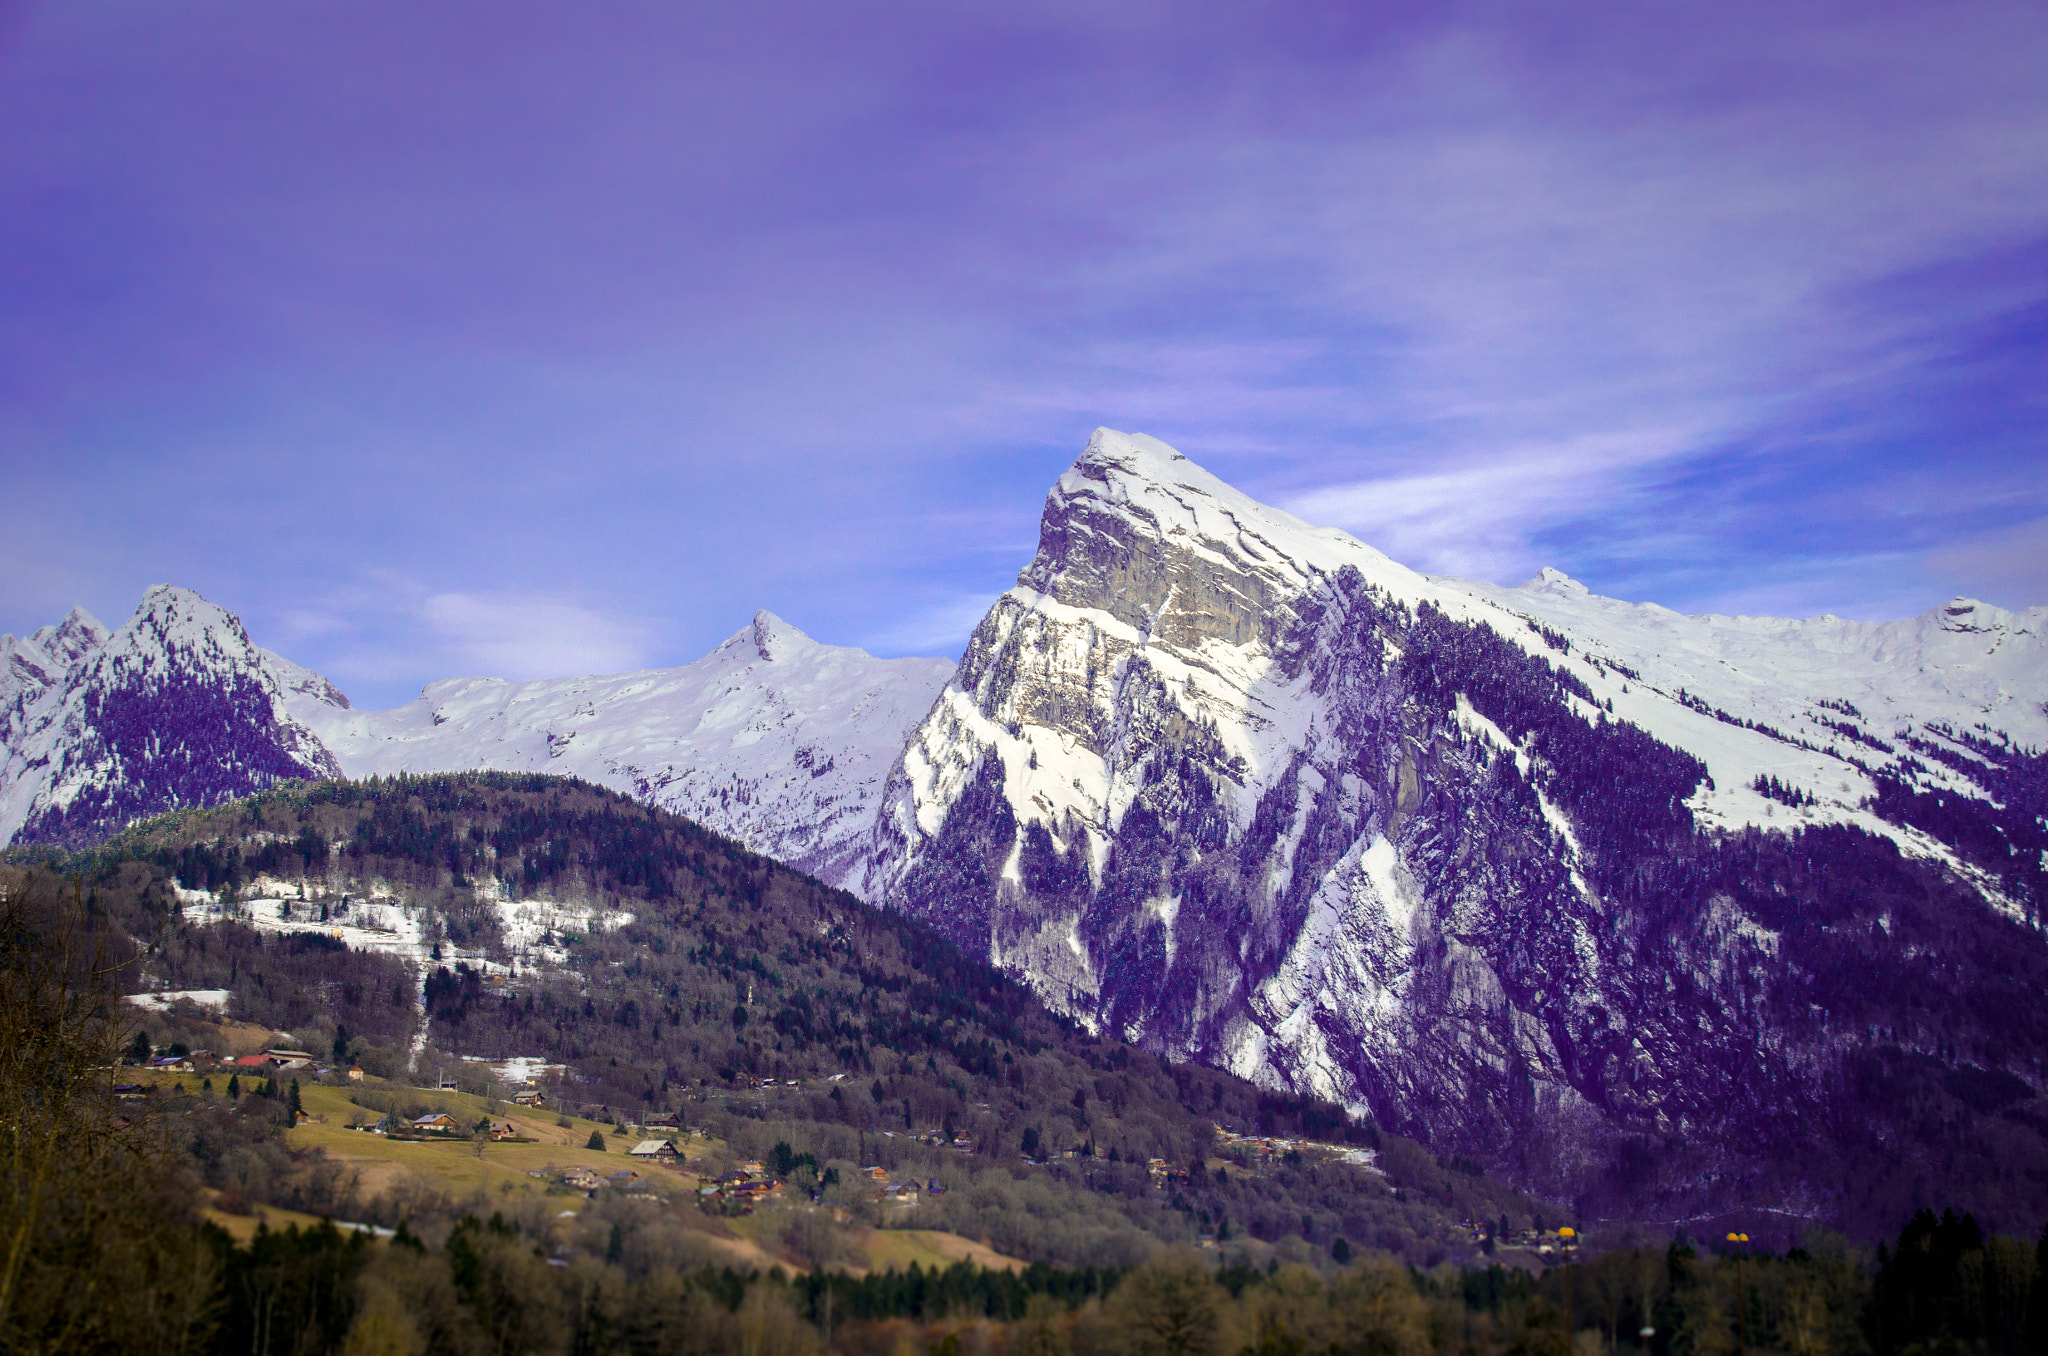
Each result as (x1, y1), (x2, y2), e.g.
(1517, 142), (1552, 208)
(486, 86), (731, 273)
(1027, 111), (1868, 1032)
(2026, 1223), (2048, 1356)
(126, 1029), (151, 1064)
(288, 1078), (302, 1116)
(227, 1073), (241, 1099)
(586, 1129), (606, 1152)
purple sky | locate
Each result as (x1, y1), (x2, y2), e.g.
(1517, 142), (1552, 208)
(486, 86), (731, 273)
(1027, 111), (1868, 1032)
(3, 1), (2045, 708)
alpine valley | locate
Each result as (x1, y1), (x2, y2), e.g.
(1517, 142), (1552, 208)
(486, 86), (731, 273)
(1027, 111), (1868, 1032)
(7, 428), (2046, 1237)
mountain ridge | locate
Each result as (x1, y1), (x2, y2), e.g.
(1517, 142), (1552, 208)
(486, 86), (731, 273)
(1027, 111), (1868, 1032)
(5, 428), (2045, 1232)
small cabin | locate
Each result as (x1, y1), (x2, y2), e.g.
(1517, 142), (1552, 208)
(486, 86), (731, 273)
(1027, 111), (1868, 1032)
(628, 1139), (681, 1165)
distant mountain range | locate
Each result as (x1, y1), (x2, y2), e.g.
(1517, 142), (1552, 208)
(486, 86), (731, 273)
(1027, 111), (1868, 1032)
(8, 428), (2046, 1230)
(1, 595), (952, 882)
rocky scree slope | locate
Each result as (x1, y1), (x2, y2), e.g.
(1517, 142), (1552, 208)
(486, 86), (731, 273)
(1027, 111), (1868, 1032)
(858, 429), (2048, 1234)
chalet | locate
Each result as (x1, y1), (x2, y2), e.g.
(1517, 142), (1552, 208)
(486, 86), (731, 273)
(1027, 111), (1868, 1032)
(737, 1160), (765, 1177)
(863, 1165), (888, 1181)
(641, 1111), (681, 1130)
(561, 1167), (600, 1191)
(606, 1169), (639, 1187)
(346, 1065), (365, 1082)
(266, 1049), (315, 1070)
(489, 1122), (519, 1141)
(410, 1112), (459, 1133)
(512, 1089), (546, 1107)
(628, 1140), (681, 1166)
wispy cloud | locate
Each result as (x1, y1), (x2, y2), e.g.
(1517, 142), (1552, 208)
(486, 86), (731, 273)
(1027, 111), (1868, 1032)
(1926, 518), (2048, 610)
(4, 0), (2046, 695)
(1283, 428), (1700, 579)
(417, 592), (651, 679)
(855, 593), (999, 662)
(252, 573), (656, 696)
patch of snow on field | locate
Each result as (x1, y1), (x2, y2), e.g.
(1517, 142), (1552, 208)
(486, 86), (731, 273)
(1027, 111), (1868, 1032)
(179, 887), (435, 965)
(493, 898), (634, 969)
(482, 1055), (566, 1085)
(125, 989), (232, 1012)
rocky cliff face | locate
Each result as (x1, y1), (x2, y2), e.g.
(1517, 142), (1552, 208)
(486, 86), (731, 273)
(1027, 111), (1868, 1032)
(863, 429), (2048, 1226)
(1, 586), (343, 847)
(8, 433), (2046, 1230)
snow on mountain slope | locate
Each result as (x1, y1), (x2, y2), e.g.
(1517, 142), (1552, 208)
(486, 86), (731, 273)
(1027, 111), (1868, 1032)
(862, 429), (2042, 929)
(1, 607), (109, 719)
(861, 428), (2048, 1221)
(0, 587), (342, 847)
(1470, 568), (2047, 818)
(290, 612), (954, 889)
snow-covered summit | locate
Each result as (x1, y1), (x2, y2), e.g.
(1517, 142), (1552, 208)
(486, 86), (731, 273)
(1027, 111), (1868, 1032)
(879, 429), (2048, 924)
(862, 428), (2048, 1182)
(1024, 427), (1420, 614)
(0, 585), (341, 846)
(32, 605), (110, 668)
(1518, 566), (1591, 597)
(295, 610), (953, 888)
(0, 588), (955, 877)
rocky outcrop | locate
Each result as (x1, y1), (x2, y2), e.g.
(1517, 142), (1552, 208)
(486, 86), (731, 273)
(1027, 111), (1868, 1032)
(862, 429), (2048, 1225)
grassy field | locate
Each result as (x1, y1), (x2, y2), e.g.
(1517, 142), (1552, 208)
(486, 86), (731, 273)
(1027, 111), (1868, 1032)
(133, 1068), (1027, 1274)
(290, 1078), (707, 1202)
(201, 1188), (337, 1244)
(860, 1229), (1026, 1274)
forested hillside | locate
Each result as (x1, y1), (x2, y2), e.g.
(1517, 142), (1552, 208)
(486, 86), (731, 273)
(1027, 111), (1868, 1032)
(10, 772), (1542, 1265)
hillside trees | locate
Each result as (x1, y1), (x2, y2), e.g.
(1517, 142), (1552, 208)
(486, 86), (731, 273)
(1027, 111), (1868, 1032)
(0, 869), (218, 1353)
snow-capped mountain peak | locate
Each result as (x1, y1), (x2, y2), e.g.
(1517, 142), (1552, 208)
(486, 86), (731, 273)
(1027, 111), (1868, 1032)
(4, 427), (2045, 1227)
(292, 609), (953, 888)
(861, 428), (2048, 1207)
(745, 609), (812, 663)
(1517, 566), (1591, 597)
(31, 605), (110, 668)
(1, 586), (341, 846)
